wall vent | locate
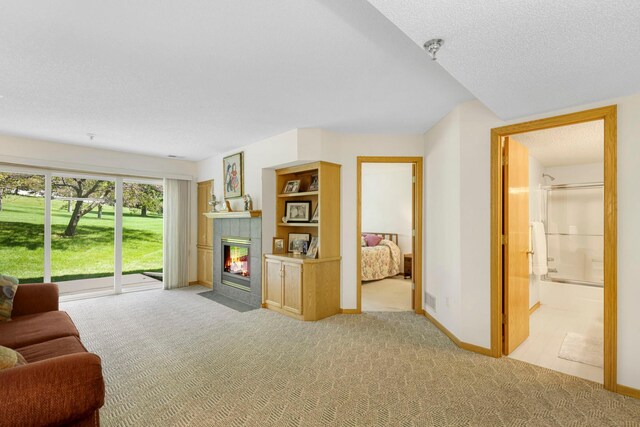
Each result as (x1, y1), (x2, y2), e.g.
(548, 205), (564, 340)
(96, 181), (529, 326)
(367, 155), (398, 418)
(425, 292), (437, 311)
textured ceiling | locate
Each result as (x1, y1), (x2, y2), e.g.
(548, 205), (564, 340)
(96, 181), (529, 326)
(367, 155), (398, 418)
(366, 0), (640, 119)
(0, 0), (472, 160)
(513, 120), (603, 167)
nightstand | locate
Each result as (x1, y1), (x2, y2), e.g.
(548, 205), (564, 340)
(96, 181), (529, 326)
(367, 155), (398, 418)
(404, 253), (413, 279)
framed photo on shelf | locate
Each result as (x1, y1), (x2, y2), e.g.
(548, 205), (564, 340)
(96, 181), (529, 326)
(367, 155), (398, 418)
(288, 233), (311, 253)
(310, 205), (319, 223)
(285, 201), (311, 222)
(306, 236), (319, 258)
(223, 152), (244, 199)
(272, 237), (285, 254)
(308, 174), (319, 191)
(282, 179), (301, 194)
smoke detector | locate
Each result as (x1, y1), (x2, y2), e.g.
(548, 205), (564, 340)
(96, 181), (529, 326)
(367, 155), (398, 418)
(423, 38), (444, 61)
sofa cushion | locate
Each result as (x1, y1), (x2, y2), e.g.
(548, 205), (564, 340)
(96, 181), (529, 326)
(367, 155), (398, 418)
(0, 345), (27, 370)
(0, 311), (80, 349)
(16, 336), (88, 363)
(0, 275), (19, 322)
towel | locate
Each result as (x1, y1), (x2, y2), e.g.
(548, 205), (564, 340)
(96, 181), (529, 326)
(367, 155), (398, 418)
(531, 221), (548, 276)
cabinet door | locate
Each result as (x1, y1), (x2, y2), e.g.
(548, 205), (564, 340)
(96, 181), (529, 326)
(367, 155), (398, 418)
(204, 248), (213, 286)
(197, 248), (213, 286)
(282, 262), (303, 315)
(264, 259), (283, 307)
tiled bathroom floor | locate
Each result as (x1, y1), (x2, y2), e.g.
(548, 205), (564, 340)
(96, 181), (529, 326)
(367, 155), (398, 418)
(508, 283), (604, 383)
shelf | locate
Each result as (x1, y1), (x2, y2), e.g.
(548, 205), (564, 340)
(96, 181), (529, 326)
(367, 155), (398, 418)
(277, 191), (319, 198)
(204, 210), (262, 219)
(278, 222), (319, 227)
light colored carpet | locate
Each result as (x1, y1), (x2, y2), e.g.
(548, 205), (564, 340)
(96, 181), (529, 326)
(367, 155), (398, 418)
(559, 332), (604, 368)
(362, 277), (412, 312)
(61, 286), (640, 426)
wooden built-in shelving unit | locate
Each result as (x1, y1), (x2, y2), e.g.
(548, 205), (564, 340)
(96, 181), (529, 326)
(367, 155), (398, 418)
(263, 161), (342, 321)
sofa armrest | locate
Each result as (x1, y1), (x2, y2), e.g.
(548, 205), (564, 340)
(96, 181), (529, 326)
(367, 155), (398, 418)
(12, 283), (59, 317)
(0, 352), (104, 427)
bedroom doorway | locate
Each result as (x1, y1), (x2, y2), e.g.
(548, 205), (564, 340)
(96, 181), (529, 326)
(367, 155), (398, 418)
(356, 156), (423, 314)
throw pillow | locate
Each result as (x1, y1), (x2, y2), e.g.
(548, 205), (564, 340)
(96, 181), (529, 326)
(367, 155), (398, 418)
(0, 275), (19, 322)
(364, 234), (383, 247)
(361, 236), (367, 247)
(0, 345), (27, 370)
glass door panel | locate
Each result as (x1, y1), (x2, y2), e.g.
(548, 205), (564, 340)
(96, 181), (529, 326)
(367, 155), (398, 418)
(122, 180), (163, 291)
(51, 176), (115, 295)
(0, 172), (45, 283)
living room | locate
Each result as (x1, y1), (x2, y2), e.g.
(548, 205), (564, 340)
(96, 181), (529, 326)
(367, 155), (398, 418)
(2, 1), (640, 426)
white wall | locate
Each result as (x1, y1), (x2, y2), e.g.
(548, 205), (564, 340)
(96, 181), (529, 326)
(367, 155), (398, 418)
(423, 107), (462, 337)
(0, 134), (195, 180)
(423, 93), (640, 390)
(0, 133), (200, 282)
(361, 163), (413, 254)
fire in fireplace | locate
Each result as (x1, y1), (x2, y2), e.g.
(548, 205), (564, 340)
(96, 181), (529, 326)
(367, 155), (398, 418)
(221, 237), (251, 290)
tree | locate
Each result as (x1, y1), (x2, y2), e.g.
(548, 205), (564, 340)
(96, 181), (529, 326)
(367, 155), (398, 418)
(52, 178), (113, 237)
(123, 183), (163, 216)
(0, 173), (44, 211)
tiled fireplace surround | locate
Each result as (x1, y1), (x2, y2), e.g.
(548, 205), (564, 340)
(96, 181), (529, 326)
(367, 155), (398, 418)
(212, 217), (262, 307)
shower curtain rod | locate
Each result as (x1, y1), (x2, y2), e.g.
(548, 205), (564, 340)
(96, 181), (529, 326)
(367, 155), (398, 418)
(541, 181), (604, 190)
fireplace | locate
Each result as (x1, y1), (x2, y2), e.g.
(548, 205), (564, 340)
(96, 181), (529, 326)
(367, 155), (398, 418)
(221, 237), (251, 291)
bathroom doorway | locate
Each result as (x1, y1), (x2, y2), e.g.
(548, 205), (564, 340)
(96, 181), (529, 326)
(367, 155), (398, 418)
(490, 106), (617, 390)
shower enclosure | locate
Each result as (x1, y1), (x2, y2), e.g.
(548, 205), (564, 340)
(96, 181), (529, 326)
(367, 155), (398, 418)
(542, 182), (604, 287)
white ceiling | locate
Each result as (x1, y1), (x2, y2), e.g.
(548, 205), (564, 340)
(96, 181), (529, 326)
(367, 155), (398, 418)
(366, 0), (640, 119)
(0, 0), (472, 160)
(512, 120), (603, 167)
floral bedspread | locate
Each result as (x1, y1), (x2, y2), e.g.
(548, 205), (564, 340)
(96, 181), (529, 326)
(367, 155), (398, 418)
(361, 239), (402, 281)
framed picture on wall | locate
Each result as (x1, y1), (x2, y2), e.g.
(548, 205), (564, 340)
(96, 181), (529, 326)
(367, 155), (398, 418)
(285, 201), (311, 222)
(223, 152), (244, 199)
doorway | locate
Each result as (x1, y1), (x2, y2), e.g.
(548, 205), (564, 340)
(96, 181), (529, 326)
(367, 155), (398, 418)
(490, 106), (617, 391)
(356, 156), (423, 314)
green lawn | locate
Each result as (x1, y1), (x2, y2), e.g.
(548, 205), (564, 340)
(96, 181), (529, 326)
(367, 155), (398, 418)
(0, 195), (162, 283)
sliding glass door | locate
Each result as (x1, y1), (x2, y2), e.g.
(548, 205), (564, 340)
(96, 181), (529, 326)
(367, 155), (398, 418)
(0, 172), (45, 283)
(51, 175), (116, 295)
(121, 179), (164, 292)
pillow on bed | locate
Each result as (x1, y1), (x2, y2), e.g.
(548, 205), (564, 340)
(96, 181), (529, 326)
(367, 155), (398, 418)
(363, 234), (383, 247)
(361, 236), (367, 247)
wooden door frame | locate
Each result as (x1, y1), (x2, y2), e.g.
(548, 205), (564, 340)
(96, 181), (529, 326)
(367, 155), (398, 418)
(490, 105), (617, 391)
(356, 156), (424, 314)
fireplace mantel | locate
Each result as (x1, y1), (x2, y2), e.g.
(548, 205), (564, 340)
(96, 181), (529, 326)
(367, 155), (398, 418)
(204, 210), (261, 219)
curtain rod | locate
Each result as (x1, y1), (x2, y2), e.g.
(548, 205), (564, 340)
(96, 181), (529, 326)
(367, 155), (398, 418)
(541, 182), (603, 190)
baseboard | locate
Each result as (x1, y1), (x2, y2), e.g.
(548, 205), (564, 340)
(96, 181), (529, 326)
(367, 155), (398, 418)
(529, 301), (540, 315)
(617, 384), (640, 399)
(340, 308), (361, 314)
(188, 281), (200, 286)
(422, 311), (493, 357)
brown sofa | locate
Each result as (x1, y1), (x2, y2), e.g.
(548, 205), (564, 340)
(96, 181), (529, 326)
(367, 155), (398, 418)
(0, 283), (105, 427)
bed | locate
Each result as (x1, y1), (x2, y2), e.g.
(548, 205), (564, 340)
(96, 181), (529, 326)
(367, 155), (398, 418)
(361, 232), (402, 281)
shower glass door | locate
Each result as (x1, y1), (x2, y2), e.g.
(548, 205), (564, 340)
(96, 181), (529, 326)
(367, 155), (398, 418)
(544, 184), (604, 286)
